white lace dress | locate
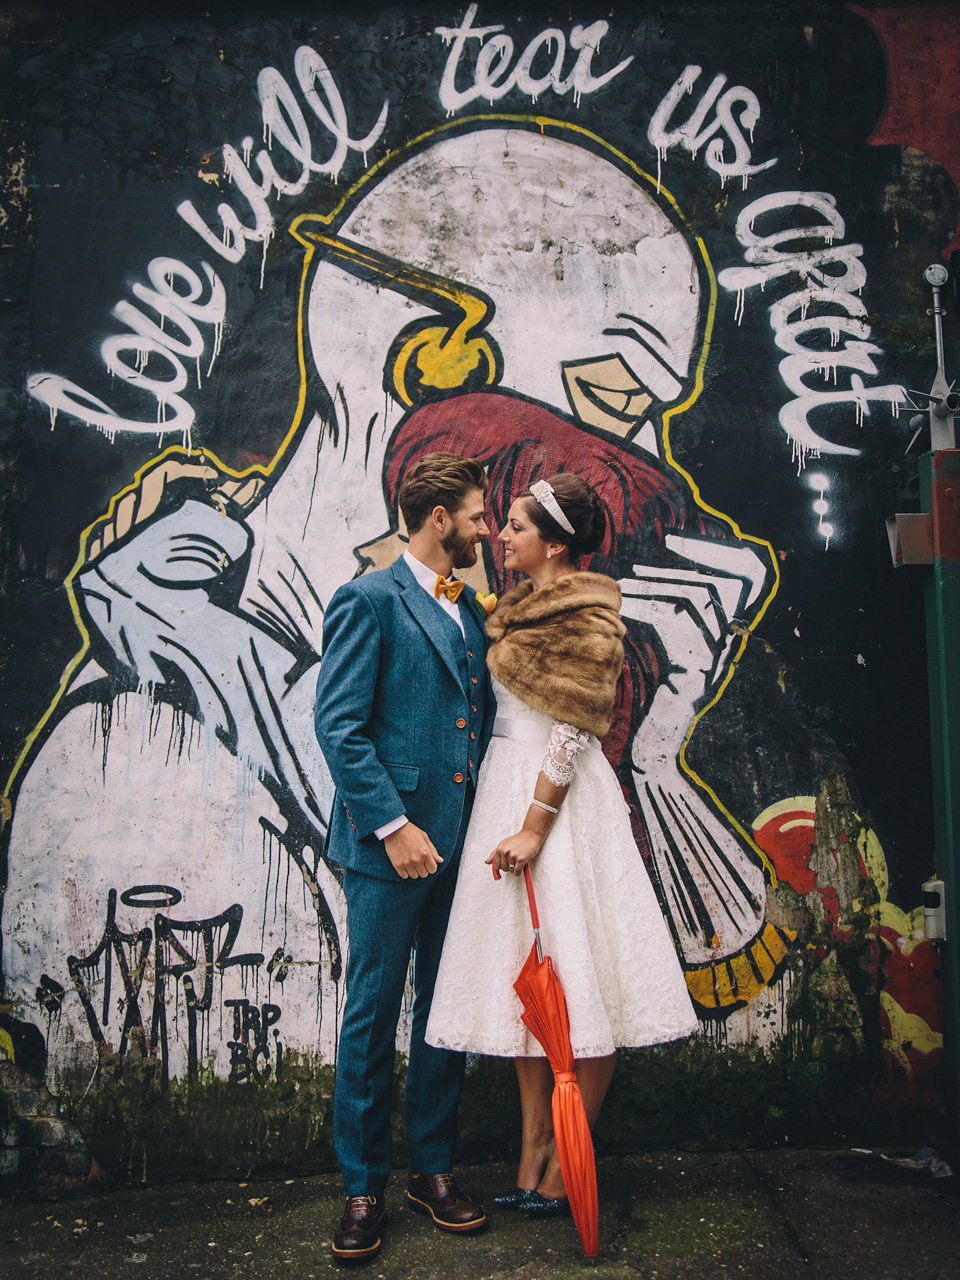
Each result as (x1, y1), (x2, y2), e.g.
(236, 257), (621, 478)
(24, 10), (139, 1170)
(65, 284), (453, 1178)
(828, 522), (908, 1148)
(426, 678), (699, 1058)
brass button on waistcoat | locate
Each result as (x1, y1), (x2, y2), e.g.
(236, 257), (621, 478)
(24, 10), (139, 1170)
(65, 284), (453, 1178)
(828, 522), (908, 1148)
(453, 772), (464, 784)
(456, 717), (467, 728)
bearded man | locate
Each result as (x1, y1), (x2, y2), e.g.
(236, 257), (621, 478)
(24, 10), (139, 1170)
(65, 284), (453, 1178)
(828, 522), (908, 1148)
(314, 451), (495, 1261)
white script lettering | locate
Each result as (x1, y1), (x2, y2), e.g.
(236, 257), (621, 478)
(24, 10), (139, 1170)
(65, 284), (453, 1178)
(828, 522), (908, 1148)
(648, 64), (777, 191)
(177, 47), (388, 271)
(717, 191), (904, 463)
(28, 259), (226, 443)
(435, 4), (633, 112)
(28, 48), (387, 440)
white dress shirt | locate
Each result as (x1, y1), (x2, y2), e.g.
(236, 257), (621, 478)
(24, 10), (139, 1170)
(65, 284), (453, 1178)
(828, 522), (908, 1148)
(402, 549), (465, 635)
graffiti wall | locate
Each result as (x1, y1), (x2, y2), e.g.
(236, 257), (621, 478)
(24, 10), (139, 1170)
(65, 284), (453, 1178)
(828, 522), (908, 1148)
(1, 1), (955, 1170)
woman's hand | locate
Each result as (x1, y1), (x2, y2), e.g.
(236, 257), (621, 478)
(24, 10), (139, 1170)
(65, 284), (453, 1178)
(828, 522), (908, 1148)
(486, 828), (542, 878)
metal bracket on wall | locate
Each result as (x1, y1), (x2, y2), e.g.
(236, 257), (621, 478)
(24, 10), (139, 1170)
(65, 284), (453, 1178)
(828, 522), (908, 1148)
(886, 512), (934, 567)
(902, 266), (958, 454)
(924, 878), (948, 941)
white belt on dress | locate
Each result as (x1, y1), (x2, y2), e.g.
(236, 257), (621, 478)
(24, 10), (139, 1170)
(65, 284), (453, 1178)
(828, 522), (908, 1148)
(491, 716), (601, 752)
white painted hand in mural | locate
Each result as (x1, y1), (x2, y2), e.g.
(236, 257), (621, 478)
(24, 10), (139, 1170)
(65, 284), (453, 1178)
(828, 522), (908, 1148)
(5, 480), (344, 1086)
(78, 498), (332, 835)
(84, 455), (264, 563)
(619, 534), (770, 966)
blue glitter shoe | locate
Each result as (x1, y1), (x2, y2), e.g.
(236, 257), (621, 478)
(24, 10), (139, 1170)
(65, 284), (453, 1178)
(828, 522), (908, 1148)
(493, 1188), (538, 1209)
(516, 1191), (571, 1218)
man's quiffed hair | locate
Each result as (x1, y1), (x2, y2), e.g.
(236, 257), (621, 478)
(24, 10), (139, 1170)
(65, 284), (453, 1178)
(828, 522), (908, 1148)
(398, 452), (488, 533)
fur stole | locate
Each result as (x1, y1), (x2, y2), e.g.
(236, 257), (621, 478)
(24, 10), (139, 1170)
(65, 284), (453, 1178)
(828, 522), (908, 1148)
(485, 572), (625, 737)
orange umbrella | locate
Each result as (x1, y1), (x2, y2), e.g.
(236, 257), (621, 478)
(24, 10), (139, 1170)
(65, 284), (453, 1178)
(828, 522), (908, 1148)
(512, 864), (599, 1258)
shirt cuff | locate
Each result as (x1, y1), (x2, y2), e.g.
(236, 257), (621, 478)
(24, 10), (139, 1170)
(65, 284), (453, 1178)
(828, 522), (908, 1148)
(375, 815), (408, 841)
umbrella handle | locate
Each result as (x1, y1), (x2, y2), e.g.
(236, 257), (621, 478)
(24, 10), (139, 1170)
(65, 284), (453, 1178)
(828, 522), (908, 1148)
(523, 864), (541, 930)
(523, 865), (544, 964)
(491, 863), (542, 931)
(492, 865), (543, 962)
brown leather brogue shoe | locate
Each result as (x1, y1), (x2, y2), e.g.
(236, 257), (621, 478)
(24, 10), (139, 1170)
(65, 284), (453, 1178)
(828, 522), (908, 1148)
(406, 1172), (486, 1232)
(331, 1194), (387, 1262)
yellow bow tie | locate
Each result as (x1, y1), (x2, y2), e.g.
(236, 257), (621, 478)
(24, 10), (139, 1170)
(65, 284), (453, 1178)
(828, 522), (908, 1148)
(434, 575), (465, 603)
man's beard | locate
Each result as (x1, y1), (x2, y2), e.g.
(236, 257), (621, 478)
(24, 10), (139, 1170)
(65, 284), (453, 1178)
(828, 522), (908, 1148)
(441, 524), (478, 570)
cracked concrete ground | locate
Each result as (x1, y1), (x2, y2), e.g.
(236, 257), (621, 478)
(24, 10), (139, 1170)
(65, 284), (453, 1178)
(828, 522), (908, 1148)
(1, 1149), (958, 1279)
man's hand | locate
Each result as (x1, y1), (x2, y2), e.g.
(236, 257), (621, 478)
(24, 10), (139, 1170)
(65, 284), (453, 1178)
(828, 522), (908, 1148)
(384, 822), (443, 879)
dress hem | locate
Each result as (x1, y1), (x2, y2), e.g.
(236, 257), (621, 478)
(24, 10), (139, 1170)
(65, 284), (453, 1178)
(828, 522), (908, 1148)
(426, 1022), (699, 1059)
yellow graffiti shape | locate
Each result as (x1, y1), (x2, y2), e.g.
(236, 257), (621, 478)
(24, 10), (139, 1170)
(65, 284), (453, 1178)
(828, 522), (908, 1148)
(393, 320), (497, 402)
(880, 991), (943, 1071)
(755, 795), (940, 1072)
(291, 229), (501, 407)
(684, 923), (796, 1011)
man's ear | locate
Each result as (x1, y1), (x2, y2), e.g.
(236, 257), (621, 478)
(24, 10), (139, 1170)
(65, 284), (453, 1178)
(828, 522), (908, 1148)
(429, 503), (448, 533)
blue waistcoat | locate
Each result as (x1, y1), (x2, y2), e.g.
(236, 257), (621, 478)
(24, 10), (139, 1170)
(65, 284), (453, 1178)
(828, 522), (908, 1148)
(315, 556), (495, 881)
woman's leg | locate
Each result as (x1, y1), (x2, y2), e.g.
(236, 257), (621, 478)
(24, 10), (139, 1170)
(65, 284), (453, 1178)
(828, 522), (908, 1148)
(514, 1056), (556, 1189)
(535, 1052), (617, 1200)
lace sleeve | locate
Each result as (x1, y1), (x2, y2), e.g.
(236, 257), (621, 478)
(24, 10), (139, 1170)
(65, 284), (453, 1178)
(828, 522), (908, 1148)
(540, 721), (591, 788)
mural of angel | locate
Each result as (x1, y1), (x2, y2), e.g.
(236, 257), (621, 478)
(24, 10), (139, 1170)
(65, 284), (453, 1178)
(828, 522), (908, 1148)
(2, 121), (788, 1086)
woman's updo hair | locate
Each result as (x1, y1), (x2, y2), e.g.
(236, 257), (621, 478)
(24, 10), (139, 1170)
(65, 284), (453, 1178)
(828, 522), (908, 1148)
(518, 472), (607, 563)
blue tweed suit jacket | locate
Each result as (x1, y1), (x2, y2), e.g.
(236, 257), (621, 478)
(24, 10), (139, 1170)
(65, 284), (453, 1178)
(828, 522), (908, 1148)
(315, 556), (495, 881)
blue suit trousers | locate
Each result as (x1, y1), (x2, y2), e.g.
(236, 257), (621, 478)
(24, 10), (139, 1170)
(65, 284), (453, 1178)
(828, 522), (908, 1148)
(334, 800), (471, 1195)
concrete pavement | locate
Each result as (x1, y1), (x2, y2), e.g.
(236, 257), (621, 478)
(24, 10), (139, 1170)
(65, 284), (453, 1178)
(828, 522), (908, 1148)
(1, 1148), (958, 1279)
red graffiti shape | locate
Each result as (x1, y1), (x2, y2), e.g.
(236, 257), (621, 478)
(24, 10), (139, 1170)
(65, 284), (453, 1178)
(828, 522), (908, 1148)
(880, 927), (943, 1035)
(753, 808), (817, 896)
(753, 806), (844, 929)
(850, 2), (960, 254)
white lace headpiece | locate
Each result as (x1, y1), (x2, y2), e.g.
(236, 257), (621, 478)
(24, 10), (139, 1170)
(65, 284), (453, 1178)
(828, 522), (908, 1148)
(529, 480), (575, 536)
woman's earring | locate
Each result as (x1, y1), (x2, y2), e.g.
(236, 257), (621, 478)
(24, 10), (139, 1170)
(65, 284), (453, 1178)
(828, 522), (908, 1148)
(546, 550), (552, 559)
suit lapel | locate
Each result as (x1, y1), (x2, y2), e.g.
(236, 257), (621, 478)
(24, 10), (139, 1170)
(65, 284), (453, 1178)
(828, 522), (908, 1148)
(392, 558), (464, 686)
(459, 591), (486, 650)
